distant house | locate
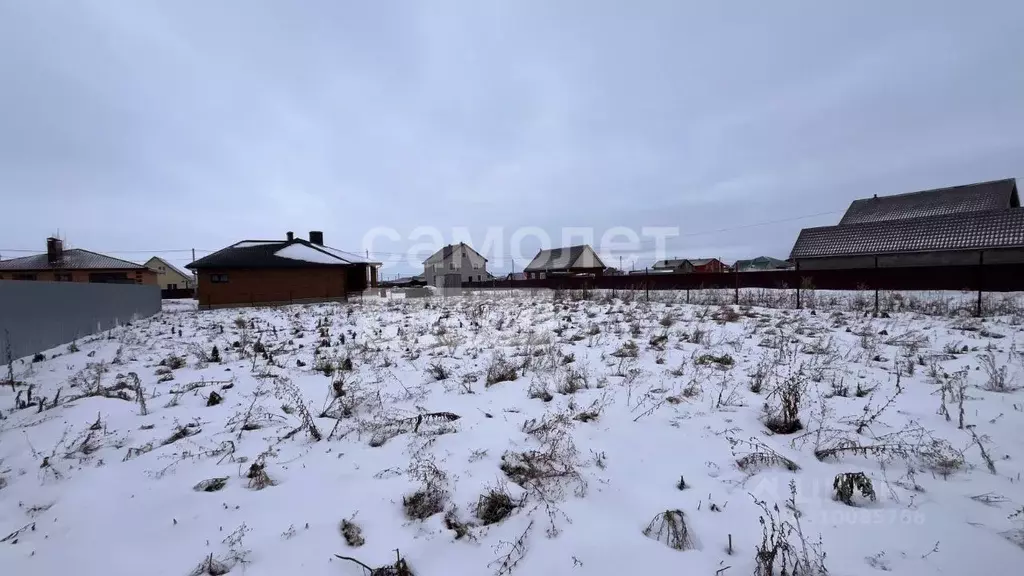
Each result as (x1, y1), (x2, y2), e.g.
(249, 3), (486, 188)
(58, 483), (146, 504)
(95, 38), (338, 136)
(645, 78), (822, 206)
(734, 256), (794, 272)
(422, 243), (488, 287)
(652, 258), (727, 274)
(523, 245), (606, 279)
(790, 178), (1024, 269)
(186, 231), (381, 308)
(381, 274), (426, 288)
(145, 256), (195, 290)
(0, 237), (156, 284)
(506, 272), (527, 281)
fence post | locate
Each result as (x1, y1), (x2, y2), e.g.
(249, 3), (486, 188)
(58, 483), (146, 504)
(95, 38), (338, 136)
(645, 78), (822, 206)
(873, 256), (879, 316)
(733, 269), (739, 305)
(976, 251), (984, 317)
(645, 268), (649, 301)
(795, 264), (801, 309)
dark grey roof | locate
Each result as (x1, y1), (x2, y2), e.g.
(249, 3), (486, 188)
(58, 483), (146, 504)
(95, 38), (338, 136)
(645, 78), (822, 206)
(653, 259), (688, 268)
(524, 245), (605, 271)
(735, 256), (793, 271)
(0, 249), (149, 271)
(188, 239), (373, 270)
(422, 243), (488, 265)
(790, 208), (1024, 259)
(838, 178), (1018, 225)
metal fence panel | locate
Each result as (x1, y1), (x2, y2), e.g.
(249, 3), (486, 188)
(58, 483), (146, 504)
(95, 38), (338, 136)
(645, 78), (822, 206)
(0, 281), (162, 362)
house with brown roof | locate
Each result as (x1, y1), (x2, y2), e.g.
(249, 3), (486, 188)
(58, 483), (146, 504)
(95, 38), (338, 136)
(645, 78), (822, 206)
(187, 231), (381, 309)
(652, 258), (728, 273)
(789, 178), (1024, 269)
(0, 237), (157, 284)
(523, 245), (606, 279)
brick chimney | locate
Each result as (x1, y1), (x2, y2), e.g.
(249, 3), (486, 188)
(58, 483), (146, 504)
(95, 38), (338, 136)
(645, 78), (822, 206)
(286, 231), (294, 241)
(309, 231), (324, 246)
(46, 237), (63, 265)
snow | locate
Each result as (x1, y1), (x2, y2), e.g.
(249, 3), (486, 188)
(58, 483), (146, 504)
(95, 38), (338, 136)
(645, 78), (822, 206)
(2, 291), (1024, 576)
(234, 241), (284, 248)
(317, 245), (378, 265)
(274, 243), (346, 265)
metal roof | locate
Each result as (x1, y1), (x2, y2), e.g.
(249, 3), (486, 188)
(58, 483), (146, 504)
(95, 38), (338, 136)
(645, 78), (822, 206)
(790, 208), (1024, 259)
(523, 245), (605, 271)
(0, 248), (149, 271)
(838, 178), (1018, 225)
(146, 256), (192, 279)
(187, 239), (380, 270)
(422, 243), (488, 265)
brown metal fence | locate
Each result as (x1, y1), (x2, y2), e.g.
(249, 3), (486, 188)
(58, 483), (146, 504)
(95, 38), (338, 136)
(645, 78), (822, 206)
(463, 263), (1024, 314)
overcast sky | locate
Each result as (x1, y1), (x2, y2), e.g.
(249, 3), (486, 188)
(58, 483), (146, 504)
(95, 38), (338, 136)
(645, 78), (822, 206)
(1, 1), (1022, 274)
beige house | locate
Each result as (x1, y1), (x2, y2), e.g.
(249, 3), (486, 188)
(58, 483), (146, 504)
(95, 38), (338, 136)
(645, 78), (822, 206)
(145, 256), (195, 290)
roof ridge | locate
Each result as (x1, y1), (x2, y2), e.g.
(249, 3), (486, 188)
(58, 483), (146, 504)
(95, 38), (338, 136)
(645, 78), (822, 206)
(851, 178), (1015, 202)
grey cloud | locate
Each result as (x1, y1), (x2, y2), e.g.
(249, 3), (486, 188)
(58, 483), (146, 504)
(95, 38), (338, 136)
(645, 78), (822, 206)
(1, 0), (1021, 273)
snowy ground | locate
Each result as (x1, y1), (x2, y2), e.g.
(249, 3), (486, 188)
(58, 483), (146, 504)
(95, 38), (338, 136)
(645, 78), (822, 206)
(2, 291), (1024, 576)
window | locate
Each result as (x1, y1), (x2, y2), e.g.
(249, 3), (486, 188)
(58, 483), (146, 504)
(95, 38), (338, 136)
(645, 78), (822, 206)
(449, 263), (455, 270)
(13, 273), (37, 281)
(477, 275), (481, 281)
(168, 283), (178, 290)
(210, 273), (229, 283)
(159, 266), (165, 272)
(54, 273), (72, 282)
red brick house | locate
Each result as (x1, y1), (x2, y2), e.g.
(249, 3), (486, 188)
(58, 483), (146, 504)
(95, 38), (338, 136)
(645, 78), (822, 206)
(187, 231), (381, 309)
(0, 237), (157, 284)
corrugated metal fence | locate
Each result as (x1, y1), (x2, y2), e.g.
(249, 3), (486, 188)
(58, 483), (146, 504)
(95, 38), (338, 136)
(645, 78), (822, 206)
(0, 281), (162, 362)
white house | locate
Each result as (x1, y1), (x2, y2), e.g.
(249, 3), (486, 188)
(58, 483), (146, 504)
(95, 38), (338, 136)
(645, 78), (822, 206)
(422, 243), (488, 287)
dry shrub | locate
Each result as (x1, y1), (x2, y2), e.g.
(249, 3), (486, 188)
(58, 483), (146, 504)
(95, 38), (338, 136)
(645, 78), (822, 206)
(340, 518), (365, 547)
(403, 485), (446, 520)
(476, 484), (519, 525)
(643, 509), (696, 551)
(193, 477), (228, 492)
(486, 352), (519, 386)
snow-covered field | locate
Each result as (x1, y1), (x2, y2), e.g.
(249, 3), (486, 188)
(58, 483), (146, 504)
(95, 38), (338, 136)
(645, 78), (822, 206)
(2, 292), (1024, 576)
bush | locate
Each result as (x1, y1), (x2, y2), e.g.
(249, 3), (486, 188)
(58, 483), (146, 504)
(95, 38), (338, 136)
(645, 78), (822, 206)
(485, 352), (518, 387)
(403, 486), (446, 520)
(643, 510), (696, 551)
(426, 362), (450, 381)
(476, 487), (517, 525)
(161, 354), (186, 370)
(832, 472), (876, 506)
(695, 353), (734, 368)
(340, 519), (365, 547)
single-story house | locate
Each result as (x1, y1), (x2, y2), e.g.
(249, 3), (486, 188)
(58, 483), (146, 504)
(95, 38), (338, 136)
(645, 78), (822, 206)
(0, 237), (157, 284)
(145, 256), (195, 290)
(734, 256), (794, 272)
(652, 258), (727, 273)
(506, 272), (527, 281)
(523, 245), (606, 279)
(790, 178), (1024, 269)
(187, 231), (381, 308)
(422, 243), (488, 287)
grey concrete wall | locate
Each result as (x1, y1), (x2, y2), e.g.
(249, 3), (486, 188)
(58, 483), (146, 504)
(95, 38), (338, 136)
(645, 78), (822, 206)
(0, 281), (161, 362)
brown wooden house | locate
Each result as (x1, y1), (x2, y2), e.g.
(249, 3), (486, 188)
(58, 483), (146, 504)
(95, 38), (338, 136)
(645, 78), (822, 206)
(187, 231), (381, 309)
(0, 237), (156, 284)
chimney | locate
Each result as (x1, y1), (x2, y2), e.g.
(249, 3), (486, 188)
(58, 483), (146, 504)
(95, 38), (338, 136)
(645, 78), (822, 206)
(286, 231), (294, 241)
(46, 237), (63, 265)
(309, 231), (324, 246)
